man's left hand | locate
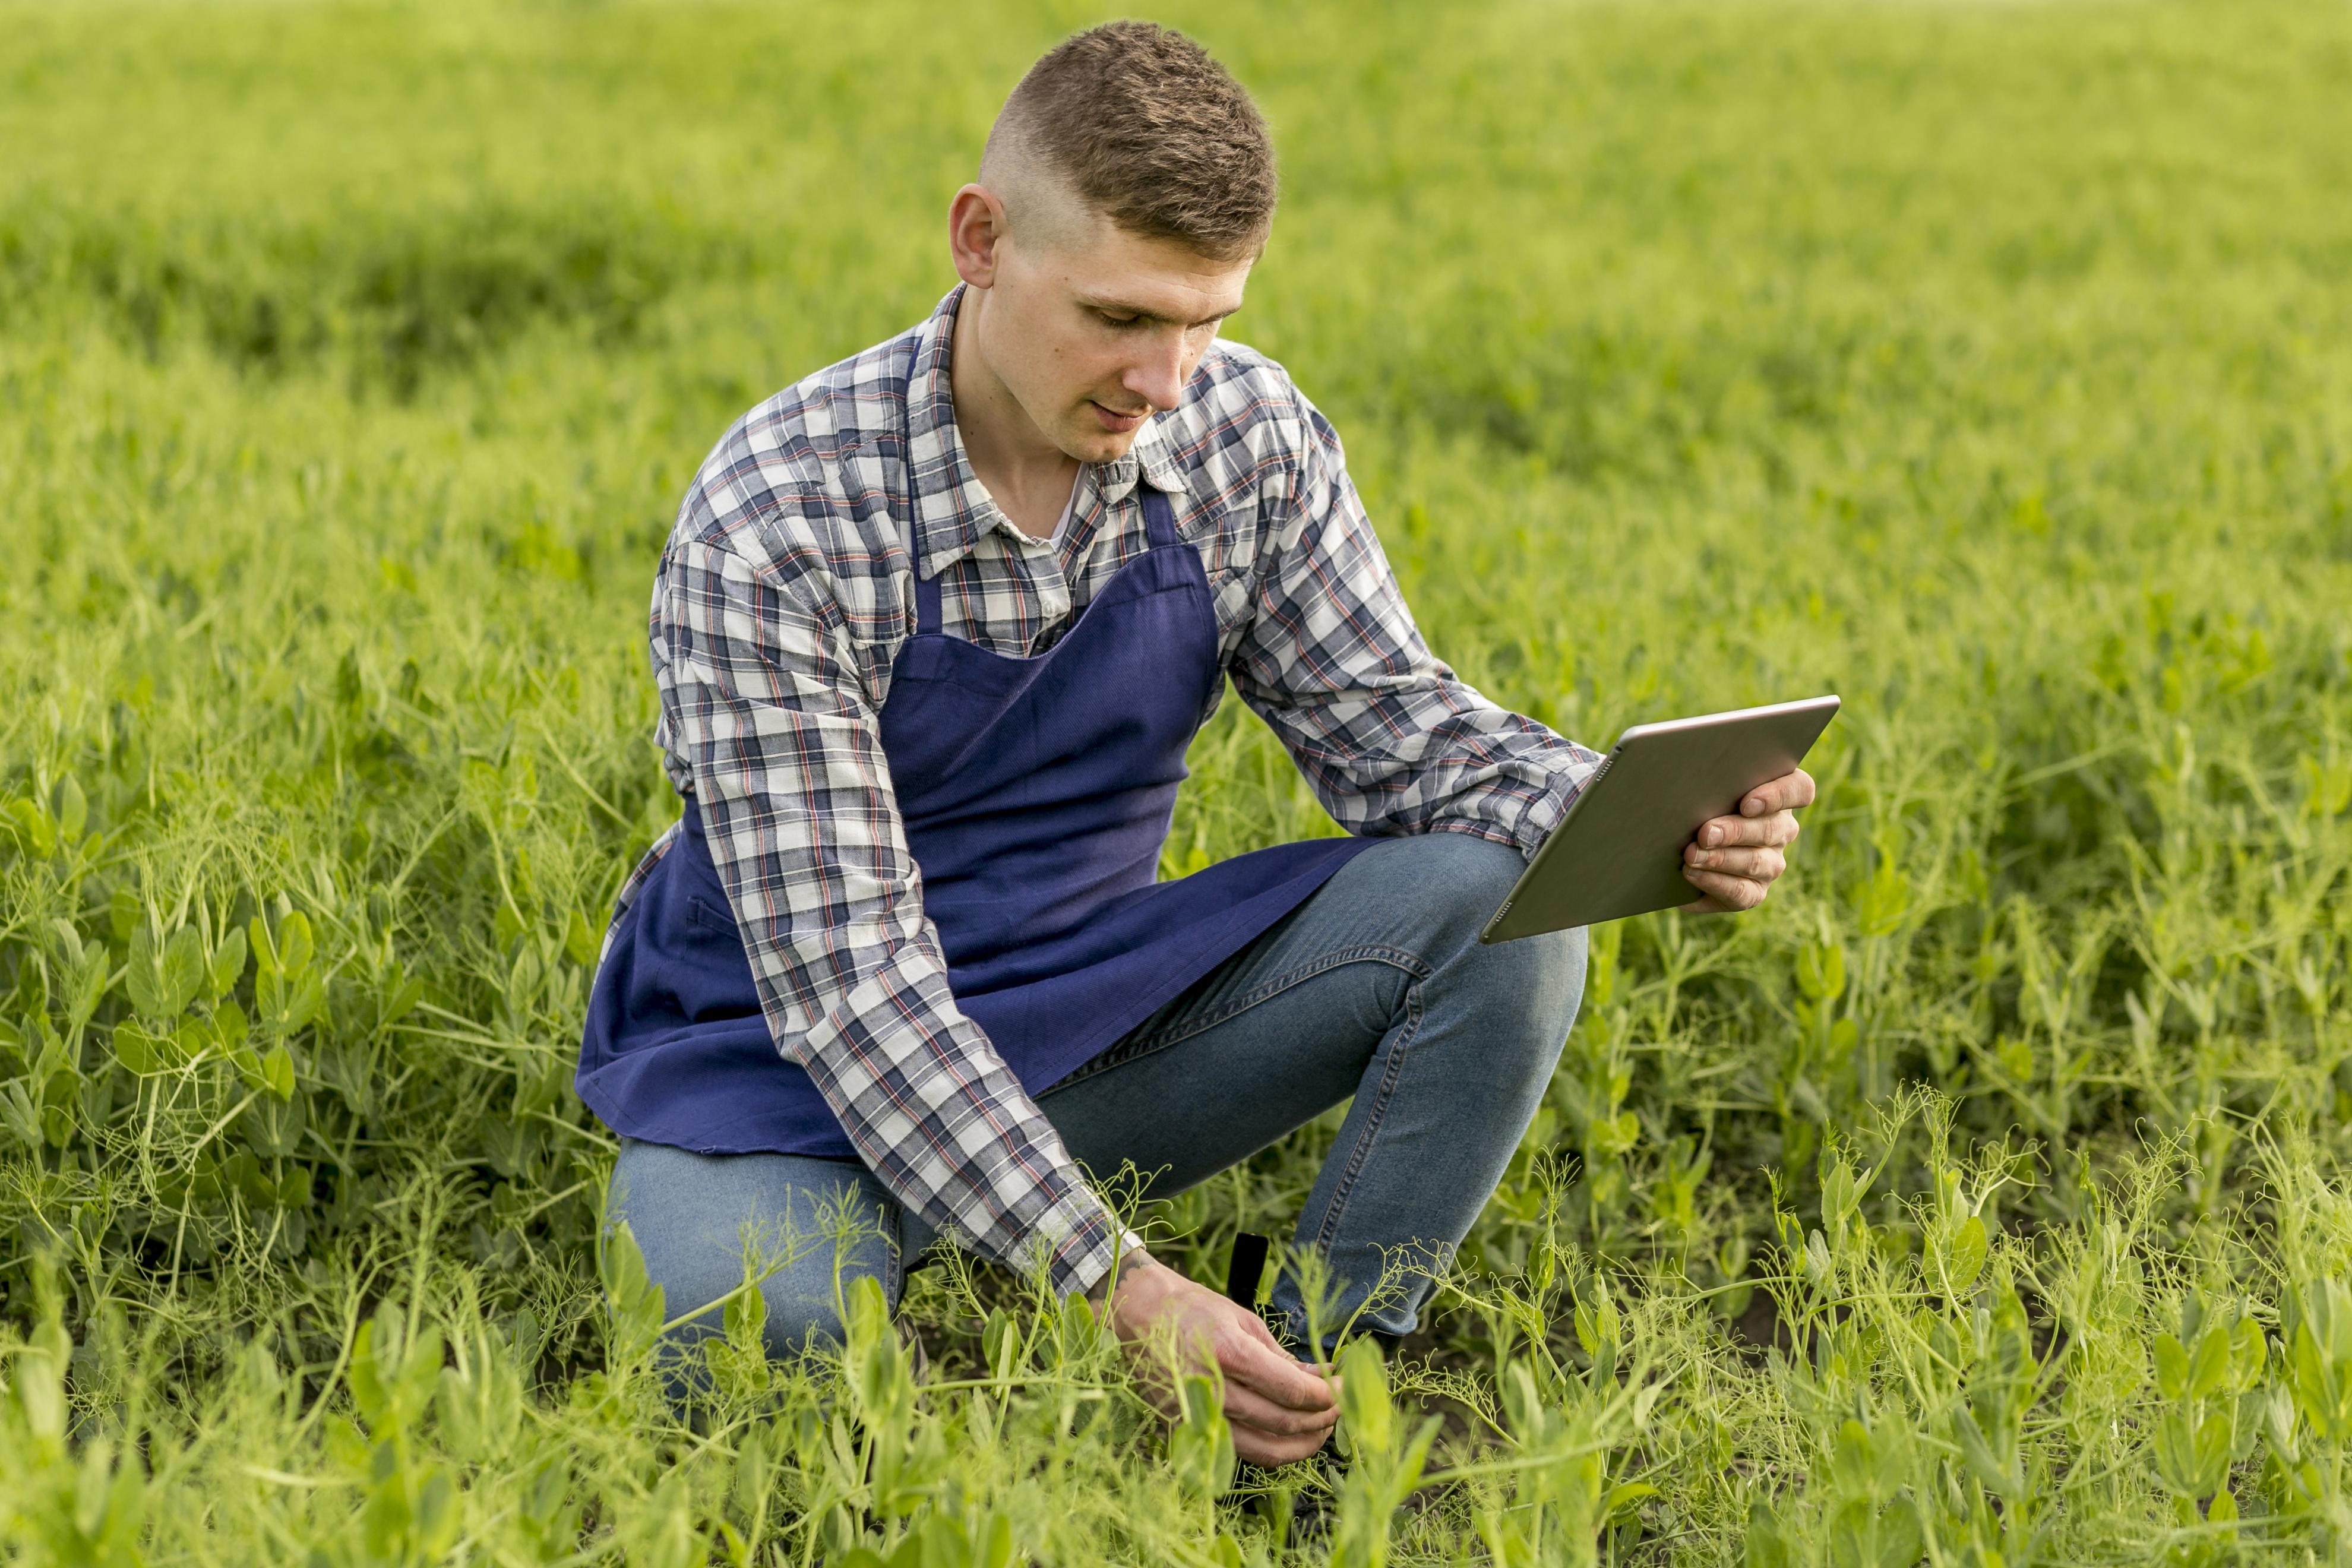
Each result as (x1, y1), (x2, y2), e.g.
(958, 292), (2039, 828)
(1680, 768), (1816, 914)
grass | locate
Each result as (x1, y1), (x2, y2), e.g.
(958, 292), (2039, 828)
(2, 0), (2350, 1561)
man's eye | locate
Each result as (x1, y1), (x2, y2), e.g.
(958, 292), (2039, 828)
(1096, 312), (1142, 331)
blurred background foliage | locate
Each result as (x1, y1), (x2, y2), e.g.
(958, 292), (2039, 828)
(2, 0), (2350, 1561)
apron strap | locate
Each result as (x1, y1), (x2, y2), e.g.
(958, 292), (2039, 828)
(900, 339), (946, 636)
(911, 559), (944, 634)
(1140, 485), (1180, 550)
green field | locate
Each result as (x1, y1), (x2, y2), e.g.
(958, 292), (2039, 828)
(3, 0), (2350, 1560)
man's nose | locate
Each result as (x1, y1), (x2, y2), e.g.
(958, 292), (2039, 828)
(1123, 329), (1188, 412)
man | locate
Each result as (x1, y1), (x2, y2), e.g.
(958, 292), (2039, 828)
(578, 21), (1810, 1466)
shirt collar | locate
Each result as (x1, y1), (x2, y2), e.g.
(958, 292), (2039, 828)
(903, 286), (1190, 581)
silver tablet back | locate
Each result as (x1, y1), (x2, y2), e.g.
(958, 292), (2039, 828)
(1480, 695), (1841, 942)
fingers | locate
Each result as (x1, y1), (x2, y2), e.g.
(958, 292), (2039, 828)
(1222, 1379), (1342, 1438)
(1231, 1420), (1333, 1467)
(1740, 767), (1816, 818)
(1680, 867), (1769, 912)
(1217, 1320), (1338, 1414)
(1104, 1259), (1345, 1469)
(1222, 1331), (1339, 1465)
(1695, 808), (1801, 851)
(1681, 844), (1786, 882)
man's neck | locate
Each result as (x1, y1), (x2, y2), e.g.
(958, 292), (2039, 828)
(949, 289), (1082, 541)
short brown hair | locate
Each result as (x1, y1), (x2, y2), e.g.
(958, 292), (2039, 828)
(987, 21), (1276, 260)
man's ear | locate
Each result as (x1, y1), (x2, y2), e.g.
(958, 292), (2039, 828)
(949, 185), (1009, 290)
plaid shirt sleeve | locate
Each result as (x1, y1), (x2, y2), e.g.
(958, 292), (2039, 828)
(652, 519), (1126, 1297)
(1228, 381), (1605, 852)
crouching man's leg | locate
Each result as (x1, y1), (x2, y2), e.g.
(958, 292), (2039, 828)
(1039, 830), (1588, 1351)
(1270, 836), (1585, 1343)
(605, 1140), (924, 1382)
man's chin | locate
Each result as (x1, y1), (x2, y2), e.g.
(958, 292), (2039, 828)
(1060, 427), (1143, 465)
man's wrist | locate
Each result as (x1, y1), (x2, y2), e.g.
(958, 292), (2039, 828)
(1085, 1229), (1155, 1303)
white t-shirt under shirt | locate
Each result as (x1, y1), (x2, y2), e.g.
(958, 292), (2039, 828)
(1010, 472), (1082, 548)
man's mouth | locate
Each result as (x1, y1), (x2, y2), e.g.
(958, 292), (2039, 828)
(1089, 402), (1150, 434)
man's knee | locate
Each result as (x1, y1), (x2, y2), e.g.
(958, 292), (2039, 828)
(641, 1227), (892, 1373)
(1399, 834), (1588, 1079)
(1411, 829), (1529, 916)
(1404, 834), (1586, 1001)
(608, 1142), (898, 1370)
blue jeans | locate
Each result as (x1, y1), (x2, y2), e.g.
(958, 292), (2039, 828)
(607, 831), (1586, 1360)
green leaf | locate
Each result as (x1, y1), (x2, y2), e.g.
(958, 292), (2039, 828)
(1796, 940), (1847, 1001)
(17, 1345), (67, 1441)
(982, 1307), (1017, 1382)
(1942, 1215), (1989, 1293)
(112, 1023), (158, 1075)
(2188, 1323), (2233, 1401)
(851, 1276), (912, 1428)
(261, 1044), (298, 1101)
(599, 1222), (667, 1370)
(59, 930), (110, 1031)
(241, 1090), (306, 1158)
(564, 907), (602, 968)
(1856, 859), (1912, 937)
(1338, 1335), (1394, 1455)
(1746, 1500), (1793, 1568)
(278, 911), (314, 979)
(55, 774), (87, 843)
(209, 927), (248, 1001)
(1607, 1481), (1659, 1521)
(1953, 1404), (2019, 1495)
(2154, 1335), (2190, 1401)
(7, 798), (56, 858)
(1574, 1287), (1622, 1356)
(2193, 1403), (2234, 1494)
(257, 951), (325, 1039)
(159, 925), (206, 1016)
(1170, 1372), (1235, 1499)
(437, 1335), (522, 1466)
(1501, 1360), (1550, 1441)
(1056, 1292), (1100, 1365)
(125, 924), (165, 1019)
(2230, 1317), (2267, 1387)
(980, 1514), (1013, 1568)
(722, 1267), (767, 1349)
(349, 1318), (391, 1426)
(1832, 1419), (1877, 1493)
(729, 1426), (772, 1525)
(2151, 1408), (2198, 1494)
(230, 1045), (267, 1094)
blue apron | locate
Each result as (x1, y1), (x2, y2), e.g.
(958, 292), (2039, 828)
(577, 382), (1374, 1158)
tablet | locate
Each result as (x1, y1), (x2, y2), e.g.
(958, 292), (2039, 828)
(1479, 695), (1841, 943)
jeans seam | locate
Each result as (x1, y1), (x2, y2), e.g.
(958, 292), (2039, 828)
(1051, 943), (1432, 1089)
(1311, 973), (1423, 1253)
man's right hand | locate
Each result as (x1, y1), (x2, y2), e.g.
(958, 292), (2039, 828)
(1098, 1254), (1340, 1466)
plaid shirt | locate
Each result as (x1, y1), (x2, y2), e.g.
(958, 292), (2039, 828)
(622, 286), (1601, 1296)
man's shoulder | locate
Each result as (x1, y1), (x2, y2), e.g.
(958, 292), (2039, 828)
(1183, 338), (1308, 428)
(1156, 339), (1322, 491)
(669, 332), (915, 573)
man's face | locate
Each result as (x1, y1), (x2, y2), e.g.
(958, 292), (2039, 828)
(968, 207), (1254, 464)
